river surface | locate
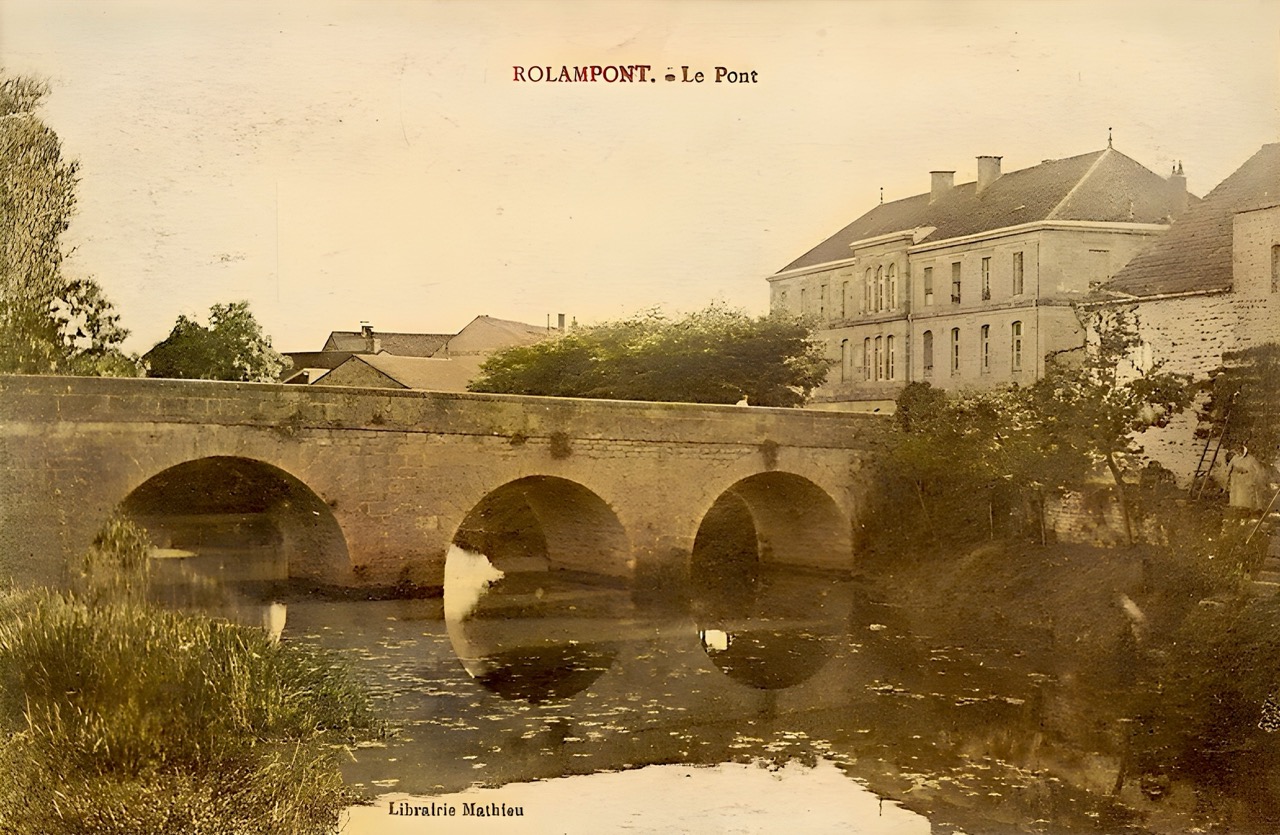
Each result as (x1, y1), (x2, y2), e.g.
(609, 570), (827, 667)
(199, 553), (1196, 835)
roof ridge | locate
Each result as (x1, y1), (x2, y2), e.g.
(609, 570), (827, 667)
(1046, 147), (1111, 220)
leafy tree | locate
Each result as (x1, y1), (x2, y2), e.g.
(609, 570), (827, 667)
(1028, 307), (1193, 543)
(469, 304), (830, 407)
(144, 301), (285, 382)
(0, 72), (135, 375)
(889, 307), (1191, 545)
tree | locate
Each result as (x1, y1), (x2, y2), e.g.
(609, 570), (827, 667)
(469, 304), (830, 407)
(0, 72), (135, 375)
(1025, 306), (1193, 544)
(144, 301), (285, 382)
(889, 307), (1192, 545)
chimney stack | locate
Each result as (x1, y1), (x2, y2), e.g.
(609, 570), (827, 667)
(557, 313), (566, 332)
(1167, 161), (1188, 217)
(930, 170), (955, 203)
(976, 155), (1002, 194)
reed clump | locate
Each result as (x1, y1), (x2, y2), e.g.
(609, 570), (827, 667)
(0, 516), (382, 835)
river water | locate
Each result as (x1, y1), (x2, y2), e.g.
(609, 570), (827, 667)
(145, 532), (1280, 834)
(191, 550), (1163, 835)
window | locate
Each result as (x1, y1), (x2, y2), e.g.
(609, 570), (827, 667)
(1011, 321), (1024, 370)
(922, 330), (934, 375)
(1272, 244), (1279, 294)
(874, 336), (883, 381)
(841, 281), (849, 318)
(980, 257), (991, 300)
(779, 289), (788, 309)
(980, 324), (990, 372)
(840, 339), (848, 383)
(819, 284), (827, 319)
(885, 335), (896, 380)
(887, 264), (897, 310)
(950, 328), (960, 374)
(923, 266), (934, 305)
(864, 269), (873, 312)
(800, 288), (807, 314)
(874, 266), (884, 311)
(863, 338), (871, 380)
(1012, 251), (1024, 295)
(951, 262), (962, 305)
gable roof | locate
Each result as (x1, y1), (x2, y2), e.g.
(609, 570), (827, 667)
(1103, 143), (1280, 298)
(440, 315), (552, 356)
(324, 353), (484, 391)
(321, 330), (451, 356)
(782, 148), (1189, 272)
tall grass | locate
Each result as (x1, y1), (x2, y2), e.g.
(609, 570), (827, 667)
(0, 517), (383, 834)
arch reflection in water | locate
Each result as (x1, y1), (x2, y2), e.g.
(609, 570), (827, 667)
(691, 474), (852, 690)
(119, 456), (347, 631)
(444, 477), (631, 703)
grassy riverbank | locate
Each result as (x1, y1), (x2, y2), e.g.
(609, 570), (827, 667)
(0, 519), (383, 835)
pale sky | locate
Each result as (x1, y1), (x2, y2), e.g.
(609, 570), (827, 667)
(2, 0), (1277, 353)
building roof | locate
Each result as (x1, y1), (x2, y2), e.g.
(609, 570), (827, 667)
(440, 315), (553, 356)
(322, 353), (485, 391)
(321, 330), (452, 356)
(282, 351), (356, 371)
(1103, 143), (1280, 298)
(781, 147), (1190, 273)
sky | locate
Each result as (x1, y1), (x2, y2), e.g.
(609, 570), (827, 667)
(2, 0), (1278, 353)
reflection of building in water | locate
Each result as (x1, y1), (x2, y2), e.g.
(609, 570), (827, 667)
(769, 146), (1193, 411)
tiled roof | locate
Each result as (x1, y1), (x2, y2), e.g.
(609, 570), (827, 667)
(282, 351), (355, 371)
(1104, 143), (1280, 298)
(440, 315), (554, 356)
(321, 331), (452, 356)
(327, 353), (485, 391)
(781, 148), (1188, 272)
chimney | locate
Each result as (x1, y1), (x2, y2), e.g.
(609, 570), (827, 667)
(358, 321), (378, 353)
(557, 313), (566, 332)
(976, 155), (1002, 194)
(1167, 160), (1188, 217)
(930, 170), (955, 203)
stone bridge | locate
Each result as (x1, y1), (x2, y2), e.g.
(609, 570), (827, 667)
(0, 376), (889, 595)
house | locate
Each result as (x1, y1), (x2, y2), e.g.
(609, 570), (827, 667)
(769, 145), (1194, 410)
(1093, 143), (1280, 481)
(284, 315), (557, 391)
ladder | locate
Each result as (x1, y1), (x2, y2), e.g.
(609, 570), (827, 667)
(1191, 392), (1235, 500)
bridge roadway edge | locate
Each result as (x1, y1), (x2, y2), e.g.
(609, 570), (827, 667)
(0, 375), (891, 593)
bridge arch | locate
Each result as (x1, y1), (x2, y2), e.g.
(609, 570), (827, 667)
(450, 475), (632, 578)
(689, 471), (852, 690)
(119, 455), (350, 588)
(445, 475), (631, 702)
(692, 471), (852, 575)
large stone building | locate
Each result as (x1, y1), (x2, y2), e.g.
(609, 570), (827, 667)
(770, 146), (1193, 410)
